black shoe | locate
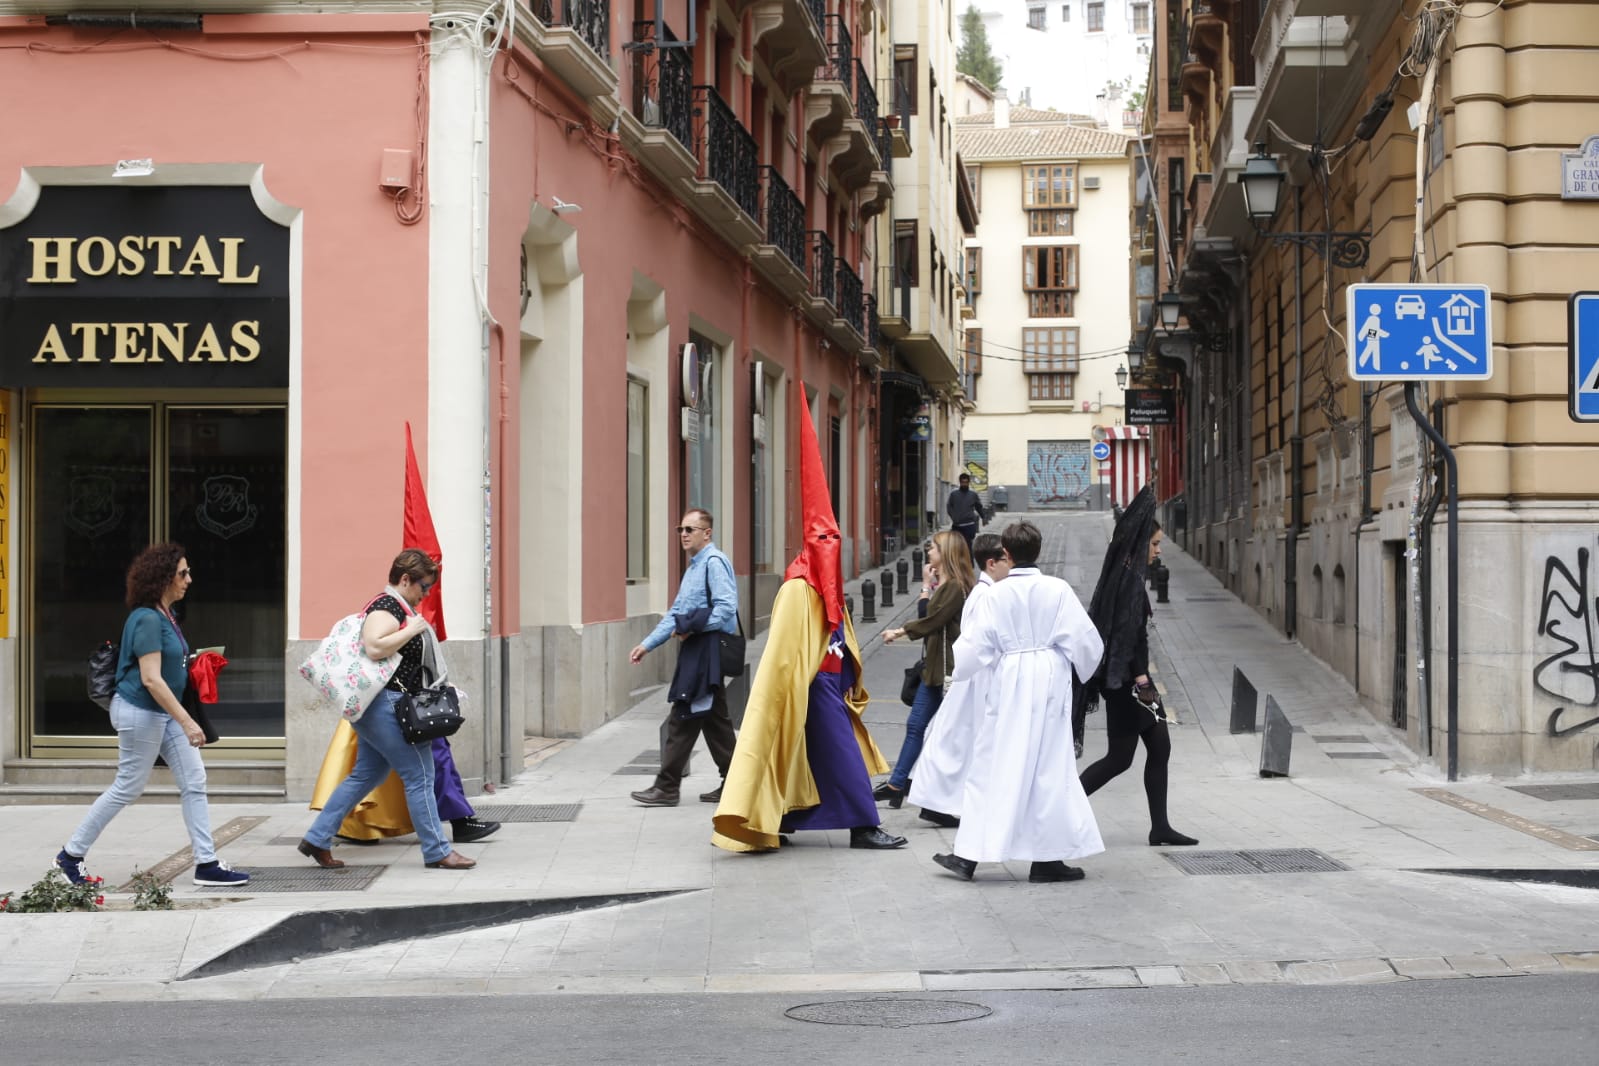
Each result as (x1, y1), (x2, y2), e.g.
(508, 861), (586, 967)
(699, 783), (724, 804)
(334, 834), (381, 846)
(918, 808), (960, 828)
(1149, 828), (1199, 847)
(849, 826), (908, 850)
(933, 852), (977, 881)
(871, 781), (906, 809)
(1028, 861), (1086, 883)
(452, 818), (502, 844)
(630, 787), (679, 807)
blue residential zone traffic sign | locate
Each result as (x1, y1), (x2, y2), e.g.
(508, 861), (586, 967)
(1570, 292), (1599, 422)
(1346, 283), (1493, 382)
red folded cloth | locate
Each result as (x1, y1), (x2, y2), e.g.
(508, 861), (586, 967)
(188, 651), (229, 704)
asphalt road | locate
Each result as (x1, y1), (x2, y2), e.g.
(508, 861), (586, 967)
(5, 974), (1596, 1065)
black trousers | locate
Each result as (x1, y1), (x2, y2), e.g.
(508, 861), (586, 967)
(653, 686), (737, 795)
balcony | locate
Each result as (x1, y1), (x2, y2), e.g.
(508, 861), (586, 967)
(878, 264), (912, 340)
(621, 20), (697, 186)
(750, 0), (828, 98)
(751, 166), (810, 300)
(1201, 86), (1259, 241)
(530, 0), (619, 124)
(804, 15), (853, 145)
(829, 257), (866, 352)
(687, 86), (762, 247)
(1249, 1), (1393, 146)
(829, 57), (884, 190)
(888, 76), (913, 158)
(807, 231), (836, 320)
(863, 294), (883, 362)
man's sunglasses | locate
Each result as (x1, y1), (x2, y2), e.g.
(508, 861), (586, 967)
(677, 526), (708, 535)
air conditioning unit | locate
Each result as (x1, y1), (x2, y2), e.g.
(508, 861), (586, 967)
(1082, 176), (1101, 190)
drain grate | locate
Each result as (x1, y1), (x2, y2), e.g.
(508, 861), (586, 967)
(616, 749), (661, 775)
(1311, 734), (1369, 744)
(1508, 783), (1599, 802)
(1164, 848), (1349, 876)
(472, 803), (582, 823)
(615, 766), (658, 775)
(1326, 751), (1388, 759)
(785, 999), (992, 1028)
(195, 864), (387, 892)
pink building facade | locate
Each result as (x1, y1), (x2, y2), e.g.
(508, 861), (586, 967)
(0, 2), (899, 801)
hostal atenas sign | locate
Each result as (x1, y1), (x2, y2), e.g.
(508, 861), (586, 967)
(0, 185), (289, 388)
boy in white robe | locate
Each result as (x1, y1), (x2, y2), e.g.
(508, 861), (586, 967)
(933, 520), (1106, 883)
(907, 533), (1009, 822)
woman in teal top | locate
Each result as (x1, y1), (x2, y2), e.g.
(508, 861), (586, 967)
(54, 543), (250, 888)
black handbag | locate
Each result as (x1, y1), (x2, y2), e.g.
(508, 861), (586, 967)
(394, 683), (465, 744)
(87, 641), (118, 710)
(704, 563), (747, 678)
(901, 659), (924, 706)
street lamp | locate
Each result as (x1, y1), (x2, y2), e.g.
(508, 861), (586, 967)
(1157, 290), (1184, 331)
(1236, 142), (1371, 269)
(1115, 364), (1128, 389)
(1127, 338), (1145, 372)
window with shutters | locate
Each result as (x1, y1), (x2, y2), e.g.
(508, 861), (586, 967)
(1023, 163), (1077, 208)
(1021, 327), (1079, 373)
(1022, 246), (1078, 317)
(1027, 210), (1074, 236)
(1132, 2), (1151, 34)
(1086, 1), (1104, 32)
(966, 327), (983, 375)
(894, 219), (919, 286)
(1028, 373), (1074, 401)
(964, 248), (981, 306)
(895, 45), (918, 114)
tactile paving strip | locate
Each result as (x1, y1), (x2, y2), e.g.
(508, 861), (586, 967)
(470, 803), (582, 823)
(1164, 848), (1349, 876)
(194, 864), (387, 892)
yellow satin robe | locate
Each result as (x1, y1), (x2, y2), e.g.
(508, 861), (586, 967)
(712, 579), (887, 852)
(308, 720), (413, 839)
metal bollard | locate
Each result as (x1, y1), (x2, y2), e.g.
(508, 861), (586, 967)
(861, 579), (877, 622)
(911, 548), (924, 583)
(1150, 558), (1171, 604)
(896, 558), (909, 595)
(845, 593), (855, 621)
(879, 568), (895, 608)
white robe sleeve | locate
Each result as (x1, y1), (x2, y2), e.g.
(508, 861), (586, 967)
(950, 588), (1001, 684)
(1051, 583), (1105, 683)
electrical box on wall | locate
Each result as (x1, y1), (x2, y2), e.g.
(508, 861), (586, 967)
(380, 149), (415, 190)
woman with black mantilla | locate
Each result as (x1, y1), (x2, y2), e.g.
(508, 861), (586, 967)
(1077, 486), (1199, 848)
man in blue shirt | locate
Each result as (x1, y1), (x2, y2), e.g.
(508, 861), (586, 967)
(629, 508), (741, 806)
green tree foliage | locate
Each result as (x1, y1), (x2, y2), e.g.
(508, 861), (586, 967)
(957, 6), (1003, 92)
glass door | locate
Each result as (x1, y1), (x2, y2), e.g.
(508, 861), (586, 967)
(28, 402), (286, 754)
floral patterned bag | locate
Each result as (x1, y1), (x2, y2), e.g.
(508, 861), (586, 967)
(297, 596), (399, 721)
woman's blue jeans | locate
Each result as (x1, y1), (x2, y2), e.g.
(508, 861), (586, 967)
(304, 689), (451, 863)
(889, 681), (944, 789)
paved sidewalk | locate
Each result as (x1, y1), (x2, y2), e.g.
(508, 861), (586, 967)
(3, 514), (1599, 1004)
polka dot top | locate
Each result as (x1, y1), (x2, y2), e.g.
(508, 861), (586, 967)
(367, 594), (426, 692)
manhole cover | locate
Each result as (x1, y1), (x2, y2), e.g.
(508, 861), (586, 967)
(472, 803), (582, 823)
(1508, 783), (1599, 802)
(785, 999), (992, 1027)
(1164, 848), (1348, 875)
(195, 864), (387, 892)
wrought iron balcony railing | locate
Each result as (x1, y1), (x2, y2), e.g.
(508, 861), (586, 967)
(693, 85), (761, 222)
(760, 166), (806, 271)
(534, 0), (611, 57)
(883, 262), (913, 321)
(631, 21), (693, 154)
(835, 258), (864, 334)
(865, 293), (882, 351)
(820, 14), (853, 88)
(876, 118), (893, 167)
(853, 59), (878, 126)
(804, 0), (825, 34)
(808, 231), (836, 306)
(894, 73), (911, 126)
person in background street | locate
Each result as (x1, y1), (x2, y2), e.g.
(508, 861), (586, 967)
(298, 550), (475, 871)
(628, 508), (739, 807)
(931, 521), (1105, 883)
(877, 531), (974, 822)
(1077, 486), (1199, 847)
(947, 473), (984, 556)
(907, 533), (1010, 826)
(713, 387), (905, 853)
(55, 543), (250, 888)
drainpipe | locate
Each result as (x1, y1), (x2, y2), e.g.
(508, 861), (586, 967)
(1284, 194), (1306, 640)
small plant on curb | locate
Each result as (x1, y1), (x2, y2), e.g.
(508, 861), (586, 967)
(129, 869), (175, 911)
(0, 869), (105, 913)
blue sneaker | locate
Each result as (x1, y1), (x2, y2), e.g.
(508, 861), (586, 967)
(55, 848), (90, 885)
(193, 858), (250, 887)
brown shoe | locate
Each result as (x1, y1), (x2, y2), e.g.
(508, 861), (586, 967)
(425, 850), (477, 870)
(297, 838), (345, 869)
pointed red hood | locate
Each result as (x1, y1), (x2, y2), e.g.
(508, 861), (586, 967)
(403, 422), (447, 639)
(784, 385), (845, 630)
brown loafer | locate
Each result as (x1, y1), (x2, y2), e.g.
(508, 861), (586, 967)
(425, 850), (477, 870)
(297, 838), (345, 869)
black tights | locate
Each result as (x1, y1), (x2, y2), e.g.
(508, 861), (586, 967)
(1078, 687), (1175, 833)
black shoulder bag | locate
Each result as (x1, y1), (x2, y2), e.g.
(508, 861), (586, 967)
(704, 561), (747, 679)
(394, 621), (465, 744)
(87, 641), (118, 711)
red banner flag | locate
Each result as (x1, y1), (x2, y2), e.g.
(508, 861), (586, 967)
(403, 422), (447, 639)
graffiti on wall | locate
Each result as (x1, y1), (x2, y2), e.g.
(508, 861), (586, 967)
(1026, 440), (1092, 509)
(962, 440), (989, 493)
(1533, 546), (1599, 738)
